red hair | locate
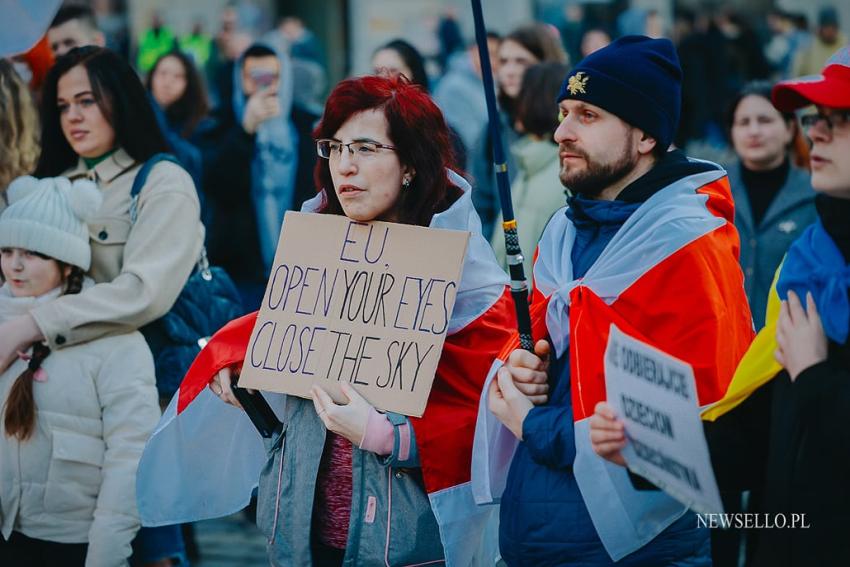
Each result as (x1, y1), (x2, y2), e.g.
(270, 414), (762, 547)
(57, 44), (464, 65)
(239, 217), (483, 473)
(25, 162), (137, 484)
(313, 75), (462, 226)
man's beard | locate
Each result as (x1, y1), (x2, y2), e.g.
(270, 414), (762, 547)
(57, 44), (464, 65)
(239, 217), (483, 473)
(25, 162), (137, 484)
(559, 140), (639, 198)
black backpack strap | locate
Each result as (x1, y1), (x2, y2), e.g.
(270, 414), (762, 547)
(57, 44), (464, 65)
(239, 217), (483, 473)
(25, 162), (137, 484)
(129, 153), (183, 223)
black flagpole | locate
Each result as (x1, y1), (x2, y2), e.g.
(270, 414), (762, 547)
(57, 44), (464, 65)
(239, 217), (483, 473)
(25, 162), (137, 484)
(470, 0), (534, 351)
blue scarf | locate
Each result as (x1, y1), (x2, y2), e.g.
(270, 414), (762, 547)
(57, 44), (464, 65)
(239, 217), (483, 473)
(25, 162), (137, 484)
(777, 219), (850, 344)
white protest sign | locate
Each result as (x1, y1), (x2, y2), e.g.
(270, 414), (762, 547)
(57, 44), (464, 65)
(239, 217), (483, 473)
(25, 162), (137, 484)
(238, 211), (469, 417)
(604, 324), (724, 515)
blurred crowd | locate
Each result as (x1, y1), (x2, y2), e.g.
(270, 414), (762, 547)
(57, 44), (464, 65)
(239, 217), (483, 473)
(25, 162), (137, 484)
(6, 2), (847, 304)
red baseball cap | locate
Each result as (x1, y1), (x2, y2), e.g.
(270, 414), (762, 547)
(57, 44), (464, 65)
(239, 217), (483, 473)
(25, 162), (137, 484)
(772, 46), (850, 112)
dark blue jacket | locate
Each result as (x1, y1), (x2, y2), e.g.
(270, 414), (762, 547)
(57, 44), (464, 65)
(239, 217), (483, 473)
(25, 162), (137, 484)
(499, 151), (716, 566)
(149, 95), (205, 192)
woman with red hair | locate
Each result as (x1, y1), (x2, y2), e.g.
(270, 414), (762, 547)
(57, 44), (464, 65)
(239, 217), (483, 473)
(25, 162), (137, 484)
(142, 75), (528, 565)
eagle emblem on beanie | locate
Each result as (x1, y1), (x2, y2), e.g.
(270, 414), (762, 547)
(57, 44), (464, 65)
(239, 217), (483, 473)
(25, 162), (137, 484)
(567, 72), (589, 95)
(556, 36), (683, 150)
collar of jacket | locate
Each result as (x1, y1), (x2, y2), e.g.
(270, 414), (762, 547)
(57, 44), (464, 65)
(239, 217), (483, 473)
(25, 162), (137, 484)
(817, 193), (850, 262)
(66, 148), (137, 184)
(0, 284), (63, 323)
(566, 193), (641, 230)
(511, 136), (559, 176)
(728, 161), (815, 233)
(615, 148), (720, 203)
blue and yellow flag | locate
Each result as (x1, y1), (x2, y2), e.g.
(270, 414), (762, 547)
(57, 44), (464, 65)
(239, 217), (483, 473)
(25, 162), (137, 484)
(705, 216), (850, 421)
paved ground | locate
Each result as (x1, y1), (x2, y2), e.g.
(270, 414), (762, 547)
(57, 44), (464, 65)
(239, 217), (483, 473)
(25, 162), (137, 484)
(188, 510), (509, 566)
(193, 511), (268, 566)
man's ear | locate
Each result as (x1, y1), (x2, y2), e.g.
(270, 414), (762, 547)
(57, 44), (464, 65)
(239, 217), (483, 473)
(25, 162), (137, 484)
(636, 130), (658, 156)
(94, 32), (107, 48)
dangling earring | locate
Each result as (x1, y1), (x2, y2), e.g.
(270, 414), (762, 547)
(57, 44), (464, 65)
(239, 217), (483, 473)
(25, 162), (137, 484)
(402, 177), (411, 190)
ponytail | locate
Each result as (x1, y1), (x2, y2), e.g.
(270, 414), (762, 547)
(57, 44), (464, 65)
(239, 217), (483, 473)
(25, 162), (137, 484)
(4, 265), (85, 440)
(4, 342), (50, 440)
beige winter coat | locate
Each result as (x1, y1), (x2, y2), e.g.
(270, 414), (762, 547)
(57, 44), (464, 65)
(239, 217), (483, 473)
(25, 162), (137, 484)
(792, 33), (848, 77)
(491, 136), (566, 277)
(30, 148), (205, 349)
(0, 287), (160, 566)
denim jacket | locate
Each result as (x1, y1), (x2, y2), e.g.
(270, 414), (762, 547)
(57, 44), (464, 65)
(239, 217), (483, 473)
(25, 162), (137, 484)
(256, 396), (445, 566)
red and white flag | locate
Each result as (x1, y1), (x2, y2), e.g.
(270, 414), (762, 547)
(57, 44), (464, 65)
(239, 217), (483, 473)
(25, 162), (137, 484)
(137, 172), (516, 566)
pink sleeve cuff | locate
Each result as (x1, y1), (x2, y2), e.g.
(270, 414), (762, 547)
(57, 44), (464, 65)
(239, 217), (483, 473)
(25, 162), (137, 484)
(359, 409), (395, 456)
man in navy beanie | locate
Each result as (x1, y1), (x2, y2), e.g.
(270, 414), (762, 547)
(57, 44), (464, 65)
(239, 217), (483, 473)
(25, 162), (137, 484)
(486, 36), (752, 565)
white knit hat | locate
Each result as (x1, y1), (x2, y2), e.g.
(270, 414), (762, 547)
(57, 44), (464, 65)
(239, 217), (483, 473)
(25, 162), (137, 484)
(0, 176), (102, 271)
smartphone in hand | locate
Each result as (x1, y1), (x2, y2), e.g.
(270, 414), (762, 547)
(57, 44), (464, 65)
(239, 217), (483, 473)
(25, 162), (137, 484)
(231, 382), (281, 438)
(250, 68), (278, 89)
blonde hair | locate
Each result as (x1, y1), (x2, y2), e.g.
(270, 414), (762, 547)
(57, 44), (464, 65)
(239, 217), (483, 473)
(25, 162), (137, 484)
(0, 60), (40, 191)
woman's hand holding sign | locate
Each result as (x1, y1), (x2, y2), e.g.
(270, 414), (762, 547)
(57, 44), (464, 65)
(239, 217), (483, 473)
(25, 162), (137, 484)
(311, 383), (372, 446)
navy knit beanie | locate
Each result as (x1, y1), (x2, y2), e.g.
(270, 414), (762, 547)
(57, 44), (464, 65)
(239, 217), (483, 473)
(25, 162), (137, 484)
(557, 35), (682, 150)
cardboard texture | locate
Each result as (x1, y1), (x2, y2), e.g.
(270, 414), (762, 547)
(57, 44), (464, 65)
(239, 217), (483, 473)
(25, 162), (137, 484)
(239, 211), (469, 417)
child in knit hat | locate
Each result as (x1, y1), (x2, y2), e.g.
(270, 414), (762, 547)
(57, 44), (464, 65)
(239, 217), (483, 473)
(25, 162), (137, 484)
(0, 176), (160, 566)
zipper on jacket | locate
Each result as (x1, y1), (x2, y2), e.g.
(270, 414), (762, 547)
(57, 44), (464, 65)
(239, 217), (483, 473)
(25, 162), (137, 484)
(384, 466), (393, 567)
(269, 436), (286, 545)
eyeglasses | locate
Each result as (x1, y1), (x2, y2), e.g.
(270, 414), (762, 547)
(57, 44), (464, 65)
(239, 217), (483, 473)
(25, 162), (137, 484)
(800, 110), (850, 134)
(315, 139), (397, 160)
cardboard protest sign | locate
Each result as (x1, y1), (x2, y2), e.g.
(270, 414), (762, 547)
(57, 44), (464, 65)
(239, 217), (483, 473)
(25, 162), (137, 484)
(604, 324), (724, 515)
(238, 211), (469, 417)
